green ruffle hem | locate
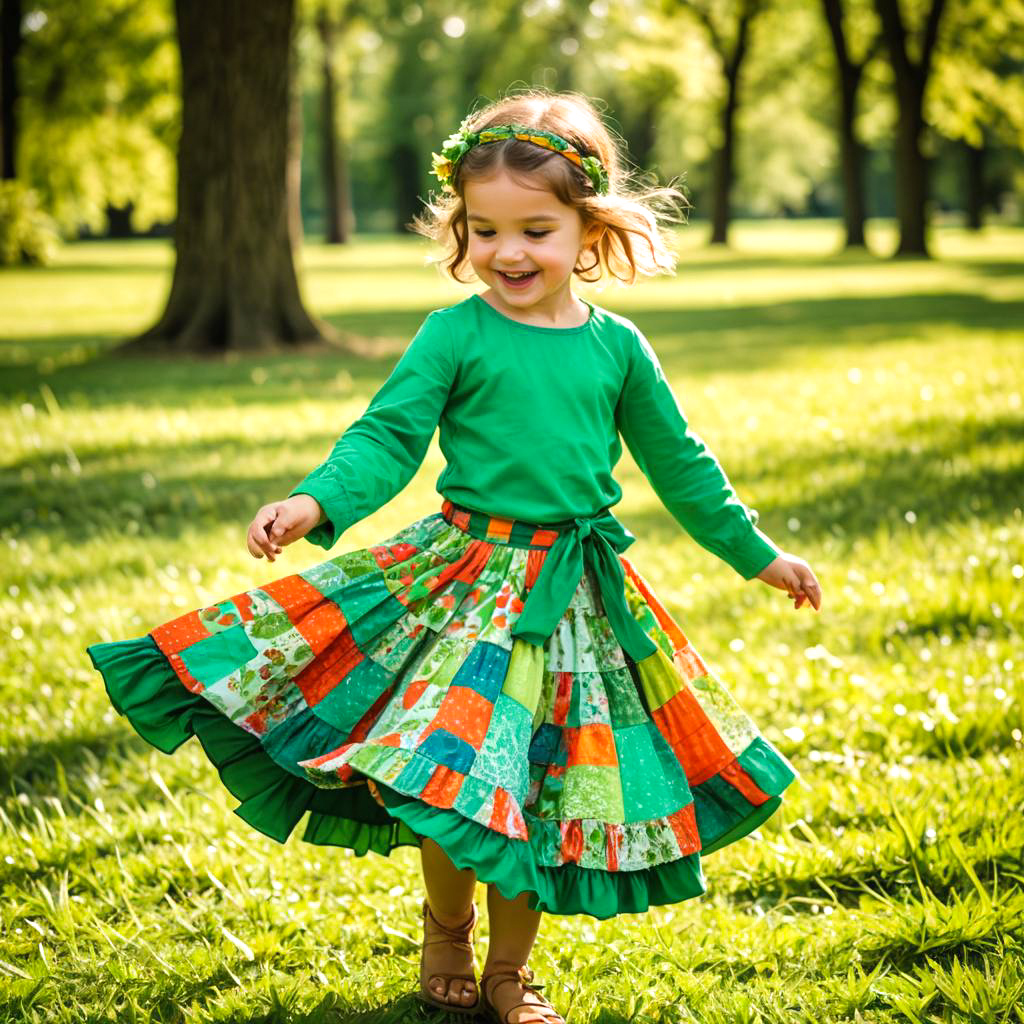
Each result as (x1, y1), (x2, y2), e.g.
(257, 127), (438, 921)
(86, 633), (784, 919)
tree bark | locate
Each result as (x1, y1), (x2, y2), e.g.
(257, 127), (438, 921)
(333, 43), (354, 242)
(964, 138), (984, 231)
(391, 137), (421, 234)
(287, 29), (304, 249)
(710, 53), (741, 245)
(384, 20), (437, 235)
(131, 0), (328, 353)
(631, 98), (658, 171)
(317, 5), (351, 243)
(822, 0), (878, 249)
(105, 202), (136, 238)
(874, 0), (948, 258)
(1, 0), (22, 180)
(702, 1), (759, 246)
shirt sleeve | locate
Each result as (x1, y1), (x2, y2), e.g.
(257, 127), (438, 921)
(615, 327), (781, 579)
(287, 311), (457, 550)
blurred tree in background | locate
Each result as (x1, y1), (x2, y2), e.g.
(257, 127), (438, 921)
(1, 0), (1022, 325)
(10, 0), (177, 233)
(1, 0), (22, 181)
(125, 0), (326, 352)
(930, 0), (1024, 229)
(873, 0), (948, 256)
(663, 0), (767, 246)
(821, 0), (884, 249)
(315, 0), (359, 243)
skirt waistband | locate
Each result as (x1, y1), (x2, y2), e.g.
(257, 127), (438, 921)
(441, 498), (563, 550)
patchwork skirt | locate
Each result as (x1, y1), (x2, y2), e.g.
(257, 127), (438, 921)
(86, 499), (798, 920)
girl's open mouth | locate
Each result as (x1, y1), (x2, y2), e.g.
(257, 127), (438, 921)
(498, 270), (539, 288)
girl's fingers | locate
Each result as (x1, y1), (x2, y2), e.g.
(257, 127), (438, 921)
(769, 560), (822, 611)
(248, 507), (284, 561)
(269, 514), (299, 548)
(269, 516), (293, 544)
(798, 575), (822, 610)
(249, 528), (276, 561)
(246, 523), (268, 559)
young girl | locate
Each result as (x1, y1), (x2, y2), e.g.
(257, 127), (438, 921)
(87, 88), (821, 1024)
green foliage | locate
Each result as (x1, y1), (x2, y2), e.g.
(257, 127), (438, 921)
(10, 0), (1022, 241)
(931, 0), (1024, 149)
(1, 223), (1023, 1021)
(0, 181), (61, 265)
(17, 0), (179, 233)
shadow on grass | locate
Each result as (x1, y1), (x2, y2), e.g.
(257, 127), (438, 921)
(0, 720), (160, 801)
(0, 312), (420, 402)
(940, 259), (1024, 279)
(3, 290), (1023, 408)
(6, 408), (1022, 561)
(617, 410), (1024, 550)
(25, 234), (990, 278)
(313, 994), (636, 1024)
(628, 291), (1022, 372)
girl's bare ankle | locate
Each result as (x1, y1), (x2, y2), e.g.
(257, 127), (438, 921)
(482, 953), (528, 975)
(427, 899), (475, 930)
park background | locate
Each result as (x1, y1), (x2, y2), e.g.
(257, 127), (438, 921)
(2, 0), (1024, 1022)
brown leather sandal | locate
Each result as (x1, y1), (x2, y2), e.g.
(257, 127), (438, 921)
(415, 899), (480, 1015)
(480, 961), (566, 1024)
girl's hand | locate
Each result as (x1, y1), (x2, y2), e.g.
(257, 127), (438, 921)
(755, 554), (822, 611)
(246, 494), (324, 563)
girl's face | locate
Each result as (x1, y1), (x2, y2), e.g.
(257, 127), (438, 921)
(463, 168), (589, 321)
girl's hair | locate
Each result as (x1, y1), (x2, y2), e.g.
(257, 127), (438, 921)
(409, 88), (690, 286)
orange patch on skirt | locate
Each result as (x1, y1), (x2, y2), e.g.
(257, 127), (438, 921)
(567, 723), (618, 766)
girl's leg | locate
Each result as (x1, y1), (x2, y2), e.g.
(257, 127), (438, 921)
(483, 886), (564, 1023)
(482, 885), (542, 971)
(419, 837), (479, 1007)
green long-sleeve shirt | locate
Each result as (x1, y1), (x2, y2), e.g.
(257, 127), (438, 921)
(288, 293), (781, 580)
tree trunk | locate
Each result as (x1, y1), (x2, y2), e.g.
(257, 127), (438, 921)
(964, 138), (984, 231)
(837, 101), (868, 247)
(708, 3), (755, 246)
(287, 29), (303, 249)
(392, 137), (421, 235)
(130, 0), (328, 353)
(384, 19), (437, 235)
(631, 98), (659, 171)
(105, 203), (136, 238)
(1, 0), (22, 180)
(318, 5), (349, 243)
(822, 0), (871, 248)
(892, 88), (929, 254)
(334, 44), (354, 242)
(874, 0), (948, 258)
(709, 79), (738, 245)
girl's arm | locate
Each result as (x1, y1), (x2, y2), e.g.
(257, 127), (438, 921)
(285, 311), (458, 550)
(615, 327), (821, 611)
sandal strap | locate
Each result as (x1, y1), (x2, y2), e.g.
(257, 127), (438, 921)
(423, 900), (477, 948)
(482, 964), (539, 991)
(482, 963), (564, 1023)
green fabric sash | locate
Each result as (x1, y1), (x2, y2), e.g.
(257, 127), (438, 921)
(507, 509), (659, 662)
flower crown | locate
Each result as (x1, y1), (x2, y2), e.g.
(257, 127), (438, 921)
(431, 116), (610, 196)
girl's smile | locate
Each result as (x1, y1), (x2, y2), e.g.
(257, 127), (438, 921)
(495, 269), (540, 289)
(463, 169), (591, 327)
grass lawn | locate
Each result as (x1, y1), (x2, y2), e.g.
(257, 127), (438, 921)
(2, 220), (1023, 1022)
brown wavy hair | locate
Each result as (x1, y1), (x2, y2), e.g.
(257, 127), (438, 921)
(408, 88), (689, 286)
